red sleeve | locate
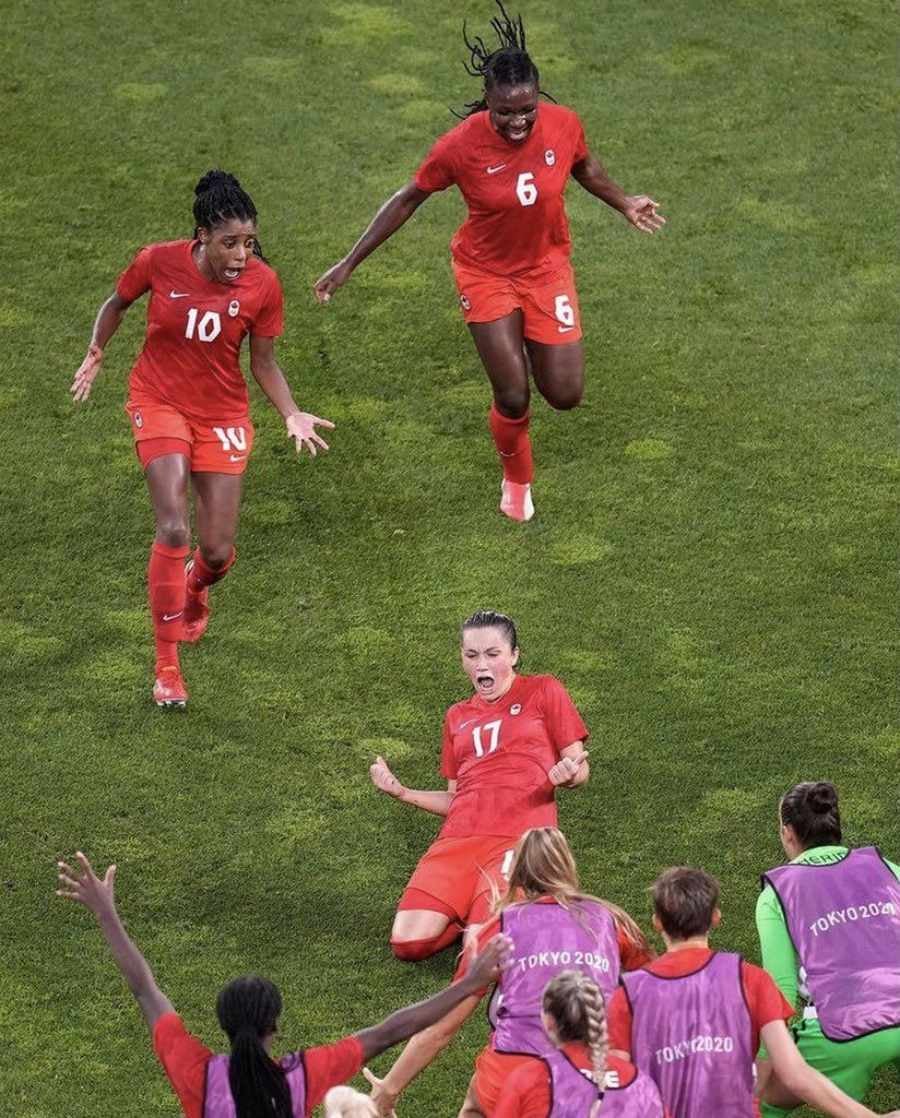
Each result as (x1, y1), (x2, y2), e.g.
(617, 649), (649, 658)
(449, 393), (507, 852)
(250, 269), (284, 337)
(453, 915), (502, 984)
(740, 961), (795, 1048)
(618, 926), (654, 972)
(440, 711), (457, 779)
(494, 1059), (551, 1118)
(541, 677), (589, 752)
(414, 132), (457, 193)
(116, 245), (154, 303)
(302, 1035), (365, 1114)
(152, 1012), (212, 1118)
(606, 987), (633, 1056)
(571, 111), (588, 166)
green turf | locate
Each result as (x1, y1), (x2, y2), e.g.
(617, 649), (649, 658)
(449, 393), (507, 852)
(2, 0), (898, 1114)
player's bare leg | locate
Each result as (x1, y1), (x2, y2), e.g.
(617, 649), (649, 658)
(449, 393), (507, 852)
(184, 472), (243, 642)
(390, 909), (462, 962)
(526, 337), (585, 411)
(457, 1076), (486, 1118)
(145, 453), (191, 707)
(468, 312), (535, 521)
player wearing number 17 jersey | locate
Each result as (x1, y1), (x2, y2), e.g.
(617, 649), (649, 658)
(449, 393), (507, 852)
(316, 1), (664, 523)
(368, 610), (591, 962)
(71, 171), (334, 708)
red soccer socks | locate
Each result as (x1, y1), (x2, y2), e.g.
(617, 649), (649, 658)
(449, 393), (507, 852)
(148, 541), (190, 670)
(488, 404), (534, 485)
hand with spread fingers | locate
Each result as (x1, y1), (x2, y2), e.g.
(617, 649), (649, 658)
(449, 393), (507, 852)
(286, 411), (335, 457)
(57, 850), (117, 916)
(622, 195), (666, 234)
(71, 344), (104, 403)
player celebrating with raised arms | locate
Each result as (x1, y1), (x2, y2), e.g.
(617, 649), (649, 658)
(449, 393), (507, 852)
(607, 867), (900, 1118)
(314, 1), (663, 523)
(55, 850), (512, 1118)
(72, 170), (334, 708)
(366, 827), (652, 1117)
(369, 610), (590, 961)
(757, 781), (900, 1117)
(493, 970), (669, 1118)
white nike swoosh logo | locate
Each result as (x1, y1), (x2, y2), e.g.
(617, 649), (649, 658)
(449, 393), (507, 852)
(169, 291), (189, 299)
(458, 718), (478, 730)
(162, 611), (183, 622)
(557, 325), (575, 333)
(229, 454), (246, 462)
(486, 164), (507, 174)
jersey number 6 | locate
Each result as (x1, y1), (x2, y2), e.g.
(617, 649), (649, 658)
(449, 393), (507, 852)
(516, 172), (538, 207)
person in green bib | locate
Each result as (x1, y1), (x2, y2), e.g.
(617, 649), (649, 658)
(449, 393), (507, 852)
(757, 781), (900, 1115)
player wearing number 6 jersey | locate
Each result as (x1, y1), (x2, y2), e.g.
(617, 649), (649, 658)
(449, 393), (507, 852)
(71, 171), (334, 708)
(369, 611), (591, 962)
(315, 1), (664, 522)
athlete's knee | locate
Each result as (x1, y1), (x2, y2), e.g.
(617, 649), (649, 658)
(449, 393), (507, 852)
(542, 381), (583, 411)
(390, 937), (443, 963)
(199, 541), (235, 571)
(493, 385), (530, 418)
(155, 519), (190, 550)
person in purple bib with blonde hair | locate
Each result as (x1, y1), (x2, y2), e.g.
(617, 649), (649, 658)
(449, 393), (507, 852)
(493, 969), (670, 1117)
(757, 780), (900, 1117)
(607, 866), (900, 1118)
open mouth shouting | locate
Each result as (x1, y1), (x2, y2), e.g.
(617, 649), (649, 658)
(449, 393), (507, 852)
(476, 672), (496, 694)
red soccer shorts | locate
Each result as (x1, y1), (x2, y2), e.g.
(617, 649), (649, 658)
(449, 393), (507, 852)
(474, 1047), (536, 1115)
(126, 396), (255, 475)
(400, 835), (517, 925)
(452, 260), (583, 345)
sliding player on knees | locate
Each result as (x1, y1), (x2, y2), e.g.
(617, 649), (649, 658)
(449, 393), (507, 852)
(56, 850), (511, 1117)
(607, 867), (900, 1118)
(494, 970), (669, 1118)
(757, 781), (900, 1116)
(315, 1), (663, 523)
(72, 170), (333, 708)
(370, 611), (590, 962)
(366, 827), (651, 1117)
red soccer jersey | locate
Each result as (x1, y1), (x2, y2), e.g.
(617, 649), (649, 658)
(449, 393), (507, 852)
(414, 103), (588, 277)
(606, 948), (795, 1057)
(439, 674), (588, 840)
(152, 1013), (364, 1118)
(116, 239), (284, 423)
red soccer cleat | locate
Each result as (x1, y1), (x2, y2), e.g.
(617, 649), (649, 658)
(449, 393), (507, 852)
(153, 665), (188, 709)
(500, 479), (535, 522)
(182, 560), (210, 644)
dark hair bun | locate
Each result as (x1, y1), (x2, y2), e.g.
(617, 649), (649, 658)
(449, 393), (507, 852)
(194, 169), (241, 197)
(807, 781), (838, 815)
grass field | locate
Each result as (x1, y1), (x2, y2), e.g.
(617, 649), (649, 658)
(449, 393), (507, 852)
(2, 0), (897, 1114)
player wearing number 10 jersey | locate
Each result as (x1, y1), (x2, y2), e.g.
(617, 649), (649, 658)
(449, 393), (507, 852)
(368, 611), (590, 962)
(71, 171), (334, 708)
(316, 2), (664, 523)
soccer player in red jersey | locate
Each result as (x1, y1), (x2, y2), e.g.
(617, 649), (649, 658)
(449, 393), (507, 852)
(71, 171), (334, 708)
(315, 2), (664, 522)
(369, 611), (590, 962)
(56, 849), (513, 1118)
(365, 828), (652, 1117)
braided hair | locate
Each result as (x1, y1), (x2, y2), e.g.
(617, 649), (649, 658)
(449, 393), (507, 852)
(458, 0), (551, 117)
(192, 169), (266, 260)
(543, 969), (608, 1111)
(216, 976), (292, 1118)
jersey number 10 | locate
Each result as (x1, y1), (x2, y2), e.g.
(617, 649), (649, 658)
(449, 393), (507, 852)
(184, 308), (222, 342)
(472, 719), (502, 757)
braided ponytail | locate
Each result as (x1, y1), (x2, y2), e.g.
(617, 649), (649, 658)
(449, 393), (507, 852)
(542, 970), (608, 1102)
(216, 976), (292, 1118)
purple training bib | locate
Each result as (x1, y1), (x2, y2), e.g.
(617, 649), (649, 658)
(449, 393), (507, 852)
(763, 846), (900, 1041)
(204, 1051), (307, 1118)
(489, 899), (621, 1056)
(623, 952), (755, 1118)
(544, 1051), (666, 1117)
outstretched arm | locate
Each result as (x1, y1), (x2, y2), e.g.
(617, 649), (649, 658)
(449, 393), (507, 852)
(249, 335), (335, 457)
(314, 183), (431, 302)
(369, 755), (455, 816)
(571, 152), (665, 234)
(70, 292), (134, 402)
(353, 935), (510, 1062)
(56, 852), (174, 1030)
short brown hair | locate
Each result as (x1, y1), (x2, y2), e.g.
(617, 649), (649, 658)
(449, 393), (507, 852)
(652, 867), (720, 939)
